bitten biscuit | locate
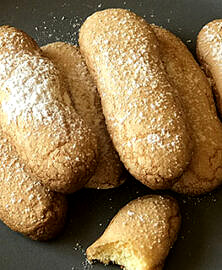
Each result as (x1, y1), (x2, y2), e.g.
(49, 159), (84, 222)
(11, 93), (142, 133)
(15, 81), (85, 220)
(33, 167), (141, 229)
(0, 129), (67, 240)
(79, 9), (192, 190)
(87, 195), (181, 270)
(197, 19), (222, 117)
(41, 42), (125, 189)
(0, 25), (98, 193)
(151, 25), (222, 195)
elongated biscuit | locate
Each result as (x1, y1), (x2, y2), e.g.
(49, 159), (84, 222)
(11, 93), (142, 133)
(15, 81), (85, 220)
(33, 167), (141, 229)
(151, 25), (222, 195)
(79, 9), (192, 190)
(0, 25), (98, 193)
(87, 195), (181, 270)
(0, 129), (67, 240)
(41, 42), (125, 189)
(196, 19), (222, 117)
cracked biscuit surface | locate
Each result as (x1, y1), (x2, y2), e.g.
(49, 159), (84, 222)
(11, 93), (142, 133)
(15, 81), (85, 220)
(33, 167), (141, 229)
(151, 25), (222, 195)
(79, 8), (192, 190)
(0, 128), (67, 240)
(87, 195), (181, 270)
(41, 42), (125, 189)
(0, 25), (98, 193)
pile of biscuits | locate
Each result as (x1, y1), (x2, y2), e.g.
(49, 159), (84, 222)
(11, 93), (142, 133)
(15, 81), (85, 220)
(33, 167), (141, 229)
(0, 8), (222, 270)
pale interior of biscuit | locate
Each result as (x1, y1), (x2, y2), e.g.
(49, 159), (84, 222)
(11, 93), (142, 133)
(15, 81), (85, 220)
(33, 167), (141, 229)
(87, 241), (152, 270)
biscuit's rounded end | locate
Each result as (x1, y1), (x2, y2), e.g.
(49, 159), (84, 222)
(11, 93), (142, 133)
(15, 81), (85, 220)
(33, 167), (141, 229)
(1, 180), (68, 241)
(0, 25), (40, 53)
(87, 195), (181, 270)
(38, 128), (98, 194)
(27, 193), (68, 241)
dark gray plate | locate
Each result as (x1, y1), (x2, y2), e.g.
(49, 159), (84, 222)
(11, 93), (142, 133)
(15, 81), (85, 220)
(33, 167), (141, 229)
(1, 0), (222, 269)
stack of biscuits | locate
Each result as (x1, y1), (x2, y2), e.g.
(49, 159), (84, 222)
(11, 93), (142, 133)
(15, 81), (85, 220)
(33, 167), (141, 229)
(1, 8), (222, 270)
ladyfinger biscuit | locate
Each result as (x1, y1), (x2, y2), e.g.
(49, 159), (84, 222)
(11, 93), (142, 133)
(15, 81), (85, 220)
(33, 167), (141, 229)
(0, 25), (98, 193)
(79, 9), (192, 189)
(87, 195), (181, 270)
(196, 19), (222, 117)
(41, 42), (125, 189)
(151, 25), (222, 195)
(0, 129), (67, 240)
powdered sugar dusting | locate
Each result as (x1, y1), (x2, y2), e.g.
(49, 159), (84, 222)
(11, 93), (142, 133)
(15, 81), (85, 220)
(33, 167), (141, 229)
(0, 29), (62, 124)
(80, 9), (191, 183)
(34, 15), (83, 45)
(0, 26), (97, 192)
(128, 196), (179, 250)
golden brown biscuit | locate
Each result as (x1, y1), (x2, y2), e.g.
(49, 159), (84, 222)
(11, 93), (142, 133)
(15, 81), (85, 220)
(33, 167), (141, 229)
(151, 25), (222, 195)
(0, 129), (67, 240)
(41, 42), (125, 189)
(0, 25), (98, 193)
(196, 19), (222, 117)
(87, 195), (181, 270)
(79, 9), (192, 190)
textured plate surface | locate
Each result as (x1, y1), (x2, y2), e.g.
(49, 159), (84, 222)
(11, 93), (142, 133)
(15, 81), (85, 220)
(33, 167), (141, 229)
(1, 0), (222, 269)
